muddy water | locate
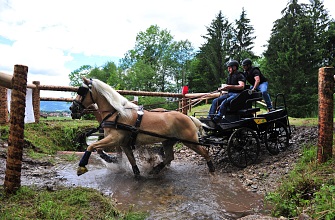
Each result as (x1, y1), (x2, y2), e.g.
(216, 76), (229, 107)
(55, 151), (265, 220)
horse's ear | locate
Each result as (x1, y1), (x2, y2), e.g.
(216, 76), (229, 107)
(82, 77), (90, 86)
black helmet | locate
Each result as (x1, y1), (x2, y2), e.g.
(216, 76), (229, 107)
(227, 60), (239, 68)
(242, 58), (252, 66)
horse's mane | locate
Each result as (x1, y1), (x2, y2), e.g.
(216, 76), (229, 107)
(90, 79), (138, 119)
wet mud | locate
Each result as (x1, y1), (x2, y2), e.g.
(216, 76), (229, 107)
(0, 147), (267, 220)
(58, 153), (265, 219)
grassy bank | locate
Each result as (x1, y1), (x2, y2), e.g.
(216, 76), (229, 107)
(265, 145), (335, 219)
(0, 186), (146, 220)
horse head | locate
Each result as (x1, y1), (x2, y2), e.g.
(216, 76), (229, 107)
(69, 77), (95, 119)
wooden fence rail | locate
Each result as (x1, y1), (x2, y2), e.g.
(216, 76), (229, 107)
(0, 70), (221, 124)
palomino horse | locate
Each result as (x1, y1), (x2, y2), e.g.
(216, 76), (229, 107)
(70, 77), (215, 178)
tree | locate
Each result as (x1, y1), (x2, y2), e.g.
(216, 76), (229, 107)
(192, 11), (233, 92)
(233, 8), (257, 62)
(122, 60), (157, 91)
(68, 65), (92, 87)
(120, 25), (194, 93)
(263, 0), (332, 117)
(89, 61), (117, 83)
(324, 21), (335, 67)
(190, 9), (257, 92)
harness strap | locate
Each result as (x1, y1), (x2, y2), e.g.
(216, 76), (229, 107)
(86, 110), (117, 137)
(101, 120), (178, 141)
(100, 120), (211, 147)
(129, 111), (144, 149)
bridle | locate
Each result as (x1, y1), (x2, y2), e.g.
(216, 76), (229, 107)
(69, 80), (96, 119)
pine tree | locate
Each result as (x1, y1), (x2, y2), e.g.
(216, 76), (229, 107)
(190, 11), (233, 92)
(264, 0), (331, 117)
(233, 7), (257, 63)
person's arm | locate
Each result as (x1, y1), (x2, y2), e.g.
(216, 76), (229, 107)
(223, 81), (245, 91)
(252, 76), (260, 90)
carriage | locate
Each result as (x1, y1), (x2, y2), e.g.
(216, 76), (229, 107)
(194, 89), (291, 168)
(70, 77), (291, 178)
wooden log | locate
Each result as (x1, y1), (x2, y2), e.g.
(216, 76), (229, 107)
(38, 85), (77, 92)
(317, 67), (335, 163)
(4, 64), (28, 194)
(0, 71), (36, 89)
(32, 81), (40, 123)
(40, 97), (74, 102)
(117, 89), (183, 98)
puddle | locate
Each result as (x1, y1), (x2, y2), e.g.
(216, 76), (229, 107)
(56, 152), (265, 220)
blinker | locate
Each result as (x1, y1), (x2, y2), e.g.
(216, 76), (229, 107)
(77, 86), (89, 96)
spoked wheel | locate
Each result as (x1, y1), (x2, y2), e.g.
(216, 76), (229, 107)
(265, 121), (289, 155)
(227, 127), (260, 168)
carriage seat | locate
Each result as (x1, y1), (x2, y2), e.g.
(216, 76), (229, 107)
(225, 90), (263, 117)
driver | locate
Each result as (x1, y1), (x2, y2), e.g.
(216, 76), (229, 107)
(208, 60), (245, 123)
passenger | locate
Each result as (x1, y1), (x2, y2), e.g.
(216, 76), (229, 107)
(208, 60), (246, 123)
(242, 58), (273, 111)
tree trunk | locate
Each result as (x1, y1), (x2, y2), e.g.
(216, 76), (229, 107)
(4, 65), (28, 194)
(317, 67), (335, 163)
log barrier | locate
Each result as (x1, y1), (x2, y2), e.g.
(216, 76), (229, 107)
(0, 68), (221, 124)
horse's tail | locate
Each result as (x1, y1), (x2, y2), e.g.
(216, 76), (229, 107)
(189, 116), (209, 137)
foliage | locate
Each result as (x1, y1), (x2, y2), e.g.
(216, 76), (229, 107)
(138, 96), (178, 111)
(191, 11), (232, 92)
(68, 65), (93, 87)
(263, 0), (332, 117)
(0, 186), (147, 220)
(265, 145), (335, 219)
(190, 9), (257, 92)
(67, 1), (335, 118)
(120, 25), (194, 93)
(0, 125), (9, 139)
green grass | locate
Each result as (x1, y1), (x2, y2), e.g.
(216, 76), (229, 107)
(265, 145), (335, 219)
(0, 186), (147, 220)
(0, 120), (98, 155)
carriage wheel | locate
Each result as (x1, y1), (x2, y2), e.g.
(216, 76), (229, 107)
(227, 127), (260, 168)
(264, 121), (289, 155)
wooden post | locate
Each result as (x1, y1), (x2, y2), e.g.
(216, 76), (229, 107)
(0, 87), (8, 125)
(317, 67), (335, 163)
(182, 97), (187, 115)
(4, 64), (28, 194)
(32, 81), (40, 123)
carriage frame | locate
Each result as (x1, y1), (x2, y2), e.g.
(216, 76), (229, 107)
(195, 90), (292, 168)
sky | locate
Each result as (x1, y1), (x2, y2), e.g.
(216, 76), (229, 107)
(0, 0), (334, 98)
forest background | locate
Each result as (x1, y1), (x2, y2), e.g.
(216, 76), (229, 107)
(69, 0), (335, 118)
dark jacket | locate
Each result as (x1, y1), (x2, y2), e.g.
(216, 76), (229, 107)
(226, 71), (246, 93)
(244, 67), (267, 86)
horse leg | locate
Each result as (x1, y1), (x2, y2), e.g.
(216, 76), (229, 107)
(185, 143), (215, 173)
(149, 139), (177, 175)
(77, 135), (117, 176)
(97, 149), (118, 163)
(78, 150), (91, 176)
(121, 146), (141, 179)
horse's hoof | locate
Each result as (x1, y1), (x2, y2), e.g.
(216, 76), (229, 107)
(149, 162), (165, 175)
(77, 166), (88, 176)
(207, 161), (215, 173)
(134, 174), (141, 181)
